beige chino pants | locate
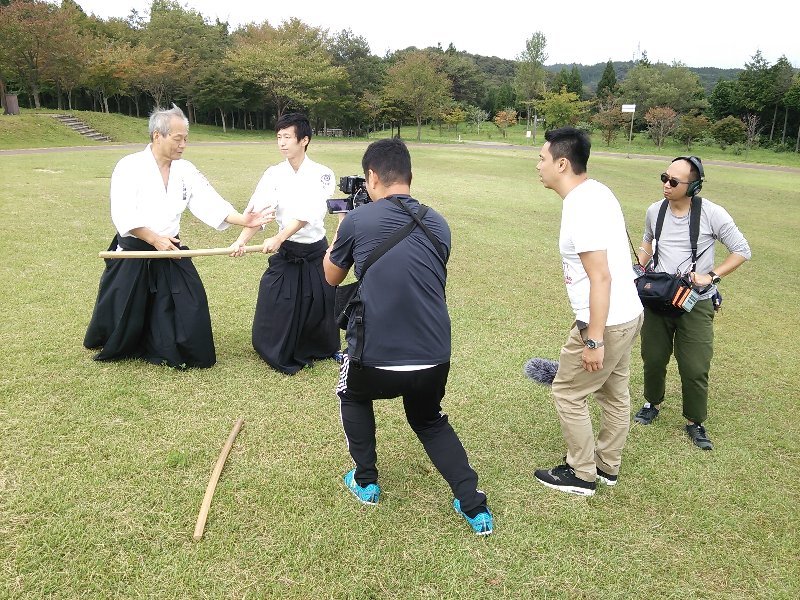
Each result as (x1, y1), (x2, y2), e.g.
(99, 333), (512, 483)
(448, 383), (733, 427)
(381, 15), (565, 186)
(551, 313), (643, 482)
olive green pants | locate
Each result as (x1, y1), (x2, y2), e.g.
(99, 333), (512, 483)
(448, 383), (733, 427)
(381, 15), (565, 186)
(641, 299), (715, 424)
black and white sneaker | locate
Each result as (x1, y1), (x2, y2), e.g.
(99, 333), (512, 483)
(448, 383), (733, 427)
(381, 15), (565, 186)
(686, 423), (713, 450)
(596, 468), (618, 486)
(634, 404), (659, 425)
(534, 463), (596, 496)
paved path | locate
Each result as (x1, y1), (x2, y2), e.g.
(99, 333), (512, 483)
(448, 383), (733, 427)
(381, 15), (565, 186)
(2, 140), (799, 173)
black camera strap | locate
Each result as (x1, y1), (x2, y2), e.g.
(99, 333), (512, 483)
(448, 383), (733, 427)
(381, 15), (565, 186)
(387, 195), (447, 266)
(359, 206), (429, 278)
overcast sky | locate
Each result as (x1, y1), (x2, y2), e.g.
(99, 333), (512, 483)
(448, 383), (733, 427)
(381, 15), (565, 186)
(74, 0), (797, 70)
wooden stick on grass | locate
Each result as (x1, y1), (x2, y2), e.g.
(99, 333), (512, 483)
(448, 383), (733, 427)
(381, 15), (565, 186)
(193, 417), (244, 542)
(99, 245), (264, 259)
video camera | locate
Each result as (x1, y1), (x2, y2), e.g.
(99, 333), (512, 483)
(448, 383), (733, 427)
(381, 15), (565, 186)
(326, 175), (371, 214)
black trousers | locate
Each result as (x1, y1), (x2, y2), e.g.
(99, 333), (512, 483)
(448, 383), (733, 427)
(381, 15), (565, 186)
(83, 235), (215, 368)
(337, 358), (487, 514)
(252, 238), (339, 374)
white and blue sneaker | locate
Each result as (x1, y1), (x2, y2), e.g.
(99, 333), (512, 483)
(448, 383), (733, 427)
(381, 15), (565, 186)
(453, 498), (493, 536)
(343, 469), (380, 505)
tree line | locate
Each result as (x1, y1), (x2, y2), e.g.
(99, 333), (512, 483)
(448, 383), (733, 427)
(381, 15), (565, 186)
(1, 0), (798, 151)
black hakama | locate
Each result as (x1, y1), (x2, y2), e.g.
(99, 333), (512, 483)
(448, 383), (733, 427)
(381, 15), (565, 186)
(83, 235), (216, 368)
(252, 238), (339, 374)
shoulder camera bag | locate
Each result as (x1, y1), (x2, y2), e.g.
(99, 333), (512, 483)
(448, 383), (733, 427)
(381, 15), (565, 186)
(633, 196), (708, 316)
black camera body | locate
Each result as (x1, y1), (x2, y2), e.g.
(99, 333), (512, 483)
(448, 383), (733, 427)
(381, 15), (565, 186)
(327, 175), (371, 214)
(339, 175), (365, 195)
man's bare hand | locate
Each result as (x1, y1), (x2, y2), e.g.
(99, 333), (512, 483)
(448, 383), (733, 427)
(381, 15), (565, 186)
(153, 236), (180, 252)
(262, 236), (282, 253)
(229, 241), (246, 257)
(243, 207), (275, 229)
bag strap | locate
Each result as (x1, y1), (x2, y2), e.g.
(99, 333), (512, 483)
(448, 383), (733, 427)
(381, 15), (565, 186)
(651, 199), (669, 268)
(387, 196), (448, 265)
(688, 195), (702, 270)
(359, 206), (428, 279)
(652, 196), (703, 270)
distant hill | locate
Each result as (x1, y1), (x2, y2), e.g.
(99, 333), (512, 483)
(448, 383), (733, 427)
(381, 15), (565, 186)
(547, 61), (742, 94)
(416, 47), (742, 96)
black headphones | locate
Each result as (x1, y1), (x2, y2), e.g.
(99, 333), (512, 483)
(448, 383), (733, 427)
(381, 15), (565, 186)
(672, 156), (704, 197)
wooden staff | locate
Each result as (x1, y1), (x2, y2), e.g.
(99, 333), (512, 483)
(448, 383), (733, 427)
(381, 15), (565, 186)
(193, 417), (244, 542)
(99, 245), (265, 259)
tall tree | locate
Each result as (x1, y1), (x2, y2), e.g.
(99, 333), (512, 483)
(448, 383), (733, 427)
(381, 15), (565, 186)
(620, 62), (706, 120)
(84, 39), (136, 113)
(783, 74), (800, 151)
(735, 50), (772, 115)
(45, 1), (87, 110)
(767, 55), (795, 142)
(439, 50), (486, 106)
(144, 0), (230, 121)
(708, 79), (739, 120)
(192, 61), (245, 132)
(229, 19), (345, 119)
(0, 0), (75, 108)
(383, 50), (452, 141)
(514, 31), (548, 132)
(327, 28), (385, 129)
(567, 65), (584, 99)
(596, 60), (617, 99)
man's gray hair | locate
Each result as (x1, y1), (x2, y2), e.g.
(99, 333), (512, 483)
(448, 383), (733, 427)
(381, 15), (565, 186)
(149, 104), (188, 141)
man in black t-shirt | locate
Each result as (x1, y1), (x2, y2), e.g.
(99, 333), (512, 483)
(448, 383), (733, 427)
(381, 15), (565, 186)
(323, 138), (492, 536)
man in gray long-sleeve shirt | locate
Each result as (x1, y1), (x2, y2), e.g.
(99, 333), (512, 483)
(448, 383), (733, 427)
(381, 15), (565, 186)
(633, 156), (751, 450)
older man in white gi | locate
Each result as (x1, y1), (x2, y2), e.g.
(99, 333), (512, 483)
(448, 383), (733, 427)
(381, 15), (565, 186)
(84, 104), (270, 368)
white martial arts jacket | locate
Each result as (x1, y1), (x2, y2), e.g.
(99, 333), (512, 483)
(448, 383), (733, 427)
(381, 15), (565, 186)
(245, 155), (335, 244)
(110, 145), (234, 239)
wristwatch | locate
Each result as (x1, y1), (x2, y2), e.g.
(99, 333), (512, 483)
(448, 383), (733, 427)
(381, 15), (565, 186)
(585, 338), (604, 350)
(709, 271), (721, 285)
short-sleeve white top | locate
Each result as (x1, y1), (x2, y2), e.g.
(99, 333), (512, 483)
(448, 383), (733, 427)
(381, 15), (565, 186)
(559, 179), (643, 326)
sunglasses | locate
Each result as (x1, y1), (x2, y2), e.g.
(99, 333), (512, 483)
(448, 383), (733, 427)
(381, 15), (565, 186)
(660, 173), (693, 187)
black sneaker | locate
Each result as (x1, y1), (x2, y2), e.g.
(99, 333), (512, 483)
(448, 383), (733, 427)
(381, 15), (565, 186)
(596, 468), (618, 486)
(686, 423), (713, 450)
(634, 404), (659, 425)
(534, 463), (596, 496)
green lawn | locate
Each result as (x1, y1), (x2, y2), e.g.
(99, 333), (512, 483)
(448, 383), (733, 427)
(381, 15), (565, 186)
(4, 109), (800, 169)
(1, 140), (798, 598)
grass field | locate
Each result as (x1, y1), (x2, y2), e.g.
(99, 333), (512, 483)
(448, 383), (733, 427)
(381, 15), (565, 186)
(1, 136), (799, 598)
(3, 109), (800, 169)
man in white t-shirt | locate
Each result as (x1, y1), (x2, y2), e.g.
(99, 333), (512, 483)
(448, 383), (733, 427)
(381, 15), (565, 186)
(533, 127), (644, 496)
(232, 113), (339, 374)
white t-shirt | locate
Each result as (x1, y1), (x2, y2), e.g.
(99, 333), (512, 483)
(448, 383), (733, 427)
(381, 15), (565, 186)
(110, 145), (234, 239)
(246, 155), (335, 244)
(559, 179), (643, 326)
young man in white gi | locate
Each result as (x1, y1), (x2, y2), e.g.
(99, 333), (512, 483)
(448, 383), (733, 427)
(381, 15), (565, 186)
(232, 113), (339, 374)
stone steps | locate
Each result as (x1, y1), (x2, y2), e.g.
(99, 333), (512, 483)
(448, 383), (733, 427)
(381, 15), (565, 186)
(51, 114), (112, 142)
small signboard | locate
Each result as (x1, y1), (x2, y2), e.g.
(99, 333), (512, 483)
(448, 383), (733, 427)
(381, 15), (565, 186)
(621, 104), (636, 113)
